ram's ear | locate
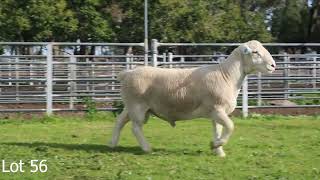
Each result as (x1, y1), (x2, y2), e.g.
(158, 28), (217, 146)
(241, 44), (252, 55)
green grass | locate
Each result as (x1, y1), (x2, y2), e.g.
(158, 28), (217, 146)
(0, 113), (319, 179)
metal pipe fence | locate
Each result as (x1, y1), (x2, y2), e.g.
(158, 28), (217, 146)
(0, 42), (146, 115)
(0, 41), (319, 117)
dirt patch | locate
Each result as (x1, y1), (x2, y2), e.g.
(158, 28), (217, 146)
(232, 107), (319, 116)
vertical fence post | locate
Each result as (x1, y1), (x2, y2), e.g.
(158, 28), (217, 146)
(163, 53), (166, 67)
(91, 59), (95, 92)
(313, 56), (317, 89)
(126, 54), (130, 70)
(242, 76), (248, 118)
(130, 54), (134, 69)
(30, 59), (34, 86)
(0, 59), (1, 96)
(69, 56), (76, 110)
(15, 57), (19, 101)
(144, 0), (148, 66)
(180, 56), (185, 68)
(144, 45), (149, 66)
(151, 39), (158, 67)
(284, 53), (289, 100)
(111, 63), (115, 91)
(168, 52), (173, 68)
(86, 58), (90, 92)
(46, 43), (53, 115)
(257, 72), (262, 106)
(8, 59), (12, 86)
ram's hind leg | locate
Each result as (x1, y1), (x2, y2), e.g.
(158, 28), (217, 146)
(129, 104), (151, 152)
(109, 108), (130, 148)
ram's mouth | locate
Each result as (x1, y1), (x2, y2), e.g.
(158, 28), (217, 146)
(267, 67), (274, 72)
(266, 68), (274, 73)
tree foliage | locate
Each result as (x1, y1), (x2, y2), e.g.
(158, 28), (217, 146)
(0, 0), (319, 43)
(309, 0), (320, 42)
(67, 0), (114, 42)
(0, 0), (77, 41)
(271, 0), (310, 42)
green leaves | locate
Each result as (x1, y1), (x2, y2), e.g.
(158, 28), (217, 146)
(271, 0), (310, 42)
(0, 0), (112, 42)
(67, 1), (114, 42)
(0, 0), (315, 43)
(148, 0), (273, 43)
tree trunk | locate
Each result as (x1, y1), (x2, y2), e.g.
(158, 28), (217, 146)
(309, 0), (320, 42)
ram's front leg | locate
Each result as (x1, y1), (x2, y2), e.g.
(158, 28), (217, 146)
(211, 122), (226, 157)
(211, 109), (234, 156)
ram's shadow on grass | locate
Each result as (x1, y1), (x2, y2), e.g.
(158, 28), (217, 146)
(0, 142), (204, 156)
(1, 142), (141, 154)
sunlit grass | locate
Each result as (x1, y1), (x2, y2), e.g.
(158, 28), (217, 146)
(0, 113), (319, 179)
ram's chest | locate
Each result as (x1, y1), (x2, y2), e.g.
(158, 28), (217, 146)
(224, 89), (240, 114)
(205, 87), (239, 114)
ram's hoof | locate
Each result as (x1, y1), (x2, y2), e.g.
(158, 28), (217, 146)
(214, 148), (226, 157)
(142, 148), (152, 153)
(210, 141), (222, 149)
(107, 141), (117, 148)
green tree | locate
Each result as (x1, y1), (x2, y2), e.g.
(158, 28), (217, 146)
(148, 0), (272, 43)
(216, 3), (273, 42)
(271, 0), (309, 42)
(2, 0), (312, 44)
(0, 0), (78, 41)
(67, 0), (114, 42)
(109, 0), (145, 43)
(309, 0), (320, 42)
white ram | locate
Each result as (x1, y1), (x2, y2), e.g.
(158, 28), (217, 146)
(109, 40), (276, 157)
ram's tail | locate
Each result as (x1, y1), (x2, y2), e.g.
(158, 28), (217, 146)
(117, 71), (128, 82)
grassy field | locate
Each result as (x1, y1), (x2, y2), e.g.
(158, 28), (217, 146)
(0, 113), (319, 179)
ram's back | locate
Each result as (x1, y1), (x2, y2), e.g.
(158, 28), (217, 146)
(119, 66), (193, 94)
(118, 67), (201, 114)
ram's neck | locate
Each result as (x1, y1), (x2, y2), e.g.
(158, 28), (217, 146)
(218, 49), (247, 90)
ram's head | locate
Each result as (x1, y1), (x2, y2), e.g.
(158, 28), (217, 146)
(241, 40), (276, 74)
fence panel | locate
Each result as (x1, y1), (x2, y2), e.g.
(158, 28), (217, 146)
(0, 42), (146, 113)
(0, 41), (319, 117)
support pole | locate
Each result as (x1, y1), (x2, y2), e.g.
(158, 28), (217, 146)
(126, 54), (130, 70)
(180, 56), (185, 68)
(284, 53), (289, 100)
(144, 0), (148, 66)
(313, 56), (317, 89)
(257, 72), (262, 106)
(15, 57), (19, 101)
(242, 76), (248, 118)
(69, 56), (76, 110)
(163, 53), (166, 65)
(130, 54), (134, 69)
(46, 43), (53, 115)
(168, 52), (173, 69)
(151, 39), (158, 67)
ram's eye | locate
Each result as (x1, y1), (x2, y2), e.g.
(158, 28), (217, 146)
(252, 51), (261, 57)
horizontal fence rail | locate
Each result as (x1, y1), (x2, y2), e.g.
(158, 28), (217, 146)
(0, 40), (319, 117)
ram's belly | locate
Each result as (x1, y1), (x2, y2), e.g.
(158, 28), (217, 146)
(147, 96), (210, 121)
